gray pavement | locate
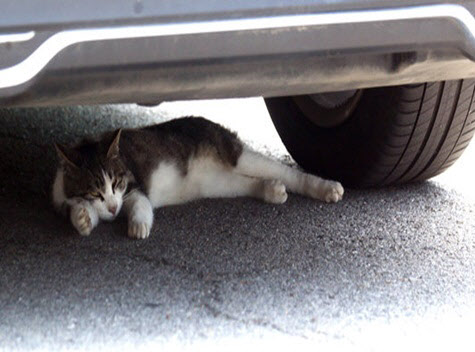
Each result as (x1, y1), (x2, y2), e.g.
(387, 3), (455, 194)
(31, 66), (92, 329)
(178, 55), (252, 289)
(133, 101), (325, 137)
(1, 99), (475, 351)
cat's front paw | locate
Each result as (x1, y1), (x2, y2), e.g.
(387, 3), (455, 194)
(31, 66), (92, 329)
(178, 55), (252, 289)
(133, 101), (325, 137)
(262, 179), (288, 204)
(128, 221), (151, 240)
(71, 206), (93, 236)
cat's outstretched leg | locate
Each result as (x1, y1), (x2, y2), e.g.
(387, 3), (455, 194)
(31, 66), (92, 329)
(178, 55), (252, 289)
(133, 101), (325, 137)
(70, 202), (99, 236)
(235, 148), (344, 203)
(123, 189), (154, 239)
(199, 171), (288, 204)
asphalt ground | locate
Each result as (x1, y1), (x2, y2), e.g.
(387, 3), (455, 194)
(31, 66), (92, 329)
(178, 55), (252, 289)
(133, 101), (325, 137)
(1, 98), (475, 351)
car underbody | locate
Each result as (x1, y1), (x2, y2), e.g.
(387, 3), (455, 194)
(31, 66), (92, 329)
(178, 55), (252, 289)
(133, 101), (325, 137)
(3, 0), (475, 106)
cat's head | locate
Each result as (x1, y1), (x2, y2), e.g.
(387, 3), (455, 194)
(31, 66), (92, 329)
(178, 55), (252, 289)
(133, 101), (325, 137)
(55, 130), (132, 221)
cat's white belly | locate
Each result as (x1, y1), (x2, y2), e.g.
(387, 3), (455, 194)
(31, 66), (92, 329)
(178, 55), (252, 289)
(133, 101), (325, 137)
(147, 159), (224, 208)
(147, 162), (187, 207)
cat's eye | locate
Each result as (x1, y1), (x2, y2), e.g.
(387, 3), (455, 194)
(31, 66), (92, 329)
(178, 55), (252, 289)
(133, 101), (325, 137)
(113, 179), (126, 191)
(90, 191), (104, 201)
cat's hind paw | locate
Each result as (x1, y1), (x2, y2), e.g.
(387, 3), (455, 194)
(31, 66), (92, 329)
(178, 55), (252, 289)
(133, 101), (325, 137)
(71, 206), (93, 236)
(128, 221), (151, 240)
(306, 177), (344, 203)
(322, 181), (344, 203)
(262, 179), (288, 204)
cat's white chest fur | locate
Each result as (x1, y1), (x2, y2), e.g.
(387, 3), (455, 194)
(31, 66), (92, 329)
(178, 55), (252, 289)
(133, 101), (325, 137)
(52, 169), (67, 211)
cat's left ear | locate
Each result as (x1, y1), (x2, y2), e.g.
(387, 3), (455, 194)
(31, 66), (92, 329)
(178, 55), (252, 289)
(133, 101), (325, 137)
(107, 129), (122, 158)
(54, 143), (81, 169)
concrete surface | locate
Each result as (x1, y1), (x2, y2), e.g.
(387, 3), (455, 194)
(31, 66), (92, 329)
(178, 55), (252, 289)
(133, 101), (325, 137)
(1, 99), (475, 351)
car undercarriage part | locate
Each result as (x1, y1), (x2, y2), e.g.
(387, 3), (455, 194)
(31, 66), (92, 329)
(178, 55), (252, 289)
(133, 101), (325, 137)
(3, 2), (475, 105)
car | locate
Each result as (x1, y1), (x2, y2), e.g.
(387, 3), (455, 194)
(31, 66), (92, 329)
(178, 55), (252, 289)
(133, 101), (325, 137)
(2, 0), (475, 187)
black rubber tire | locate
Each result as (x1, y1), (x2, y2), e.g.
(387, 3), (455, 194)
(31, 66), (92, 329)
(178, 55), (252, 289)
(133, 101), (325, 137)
(265, 79), (475, 187)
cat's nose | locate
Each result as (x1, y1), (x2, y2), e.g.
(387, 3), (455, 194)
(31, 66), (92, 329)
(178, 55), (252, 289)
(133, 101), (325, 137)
(108, 204), (117, 215)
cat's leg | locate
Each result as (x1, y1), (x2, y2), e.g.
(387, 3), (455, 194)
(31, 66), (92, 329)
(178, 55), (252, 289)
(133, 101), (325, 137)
(123, 189), (154, 239)
(235, 147), (344, 203)
(53, 171), (99, 236)
(198, 170), (288, 204)
(70, 202), (99, 236)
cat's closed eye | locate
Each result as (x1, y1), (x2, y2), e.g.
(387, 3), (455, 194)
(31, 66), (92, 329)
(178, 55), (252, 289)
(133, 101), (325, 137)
(86, 191), (104, 201)
(113, 179), (126, 192)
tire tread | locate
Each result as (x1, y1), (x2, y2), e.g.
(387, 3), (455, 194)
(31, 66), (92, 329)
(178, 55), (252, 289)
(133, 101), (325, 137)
(265, 78), (475, 187)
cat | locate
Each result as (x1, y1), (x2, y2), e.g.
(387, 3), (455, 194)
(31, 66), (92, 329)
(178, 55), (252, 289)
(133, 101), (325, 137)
(52, 117), (344, 239)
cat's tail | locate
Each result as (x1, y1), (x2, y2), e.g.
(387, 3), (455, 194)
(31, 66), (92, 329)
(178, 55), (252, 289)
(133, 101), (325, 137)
(235, 147), (344, 203)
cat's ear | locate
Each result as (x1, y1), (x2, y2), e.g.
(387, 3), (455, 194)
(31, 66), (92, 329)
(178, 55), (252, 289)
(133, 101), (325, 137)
(54, 143), (81, 169)
(107, 129), (122, 159)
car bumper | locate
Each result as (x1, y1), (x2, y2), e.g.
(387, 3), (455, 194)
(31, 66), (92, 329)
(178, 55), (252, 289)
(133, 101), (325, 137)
(3, 1), (475, 105)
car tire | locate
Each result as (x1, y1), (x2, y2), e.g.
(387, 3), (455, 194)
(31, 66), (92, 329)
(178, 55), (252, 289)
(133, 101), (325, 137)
(265, 80), (475, 187)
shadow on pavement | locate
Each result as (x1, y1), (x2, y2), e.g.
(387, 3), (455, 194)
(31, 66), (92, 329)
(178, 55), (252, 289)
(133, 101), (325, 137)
(1, 180), (475, 349)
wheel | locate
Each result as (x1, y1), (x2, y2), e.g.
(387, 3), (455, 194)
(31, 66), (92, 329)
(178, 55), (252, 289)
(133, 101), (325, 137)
(265, 80), (475, 187)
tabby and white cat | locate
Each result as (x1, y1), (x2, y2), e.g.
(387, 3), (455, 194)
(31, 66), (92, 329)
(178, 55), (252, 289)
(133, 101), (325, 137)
(52, 117), (344, 239)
